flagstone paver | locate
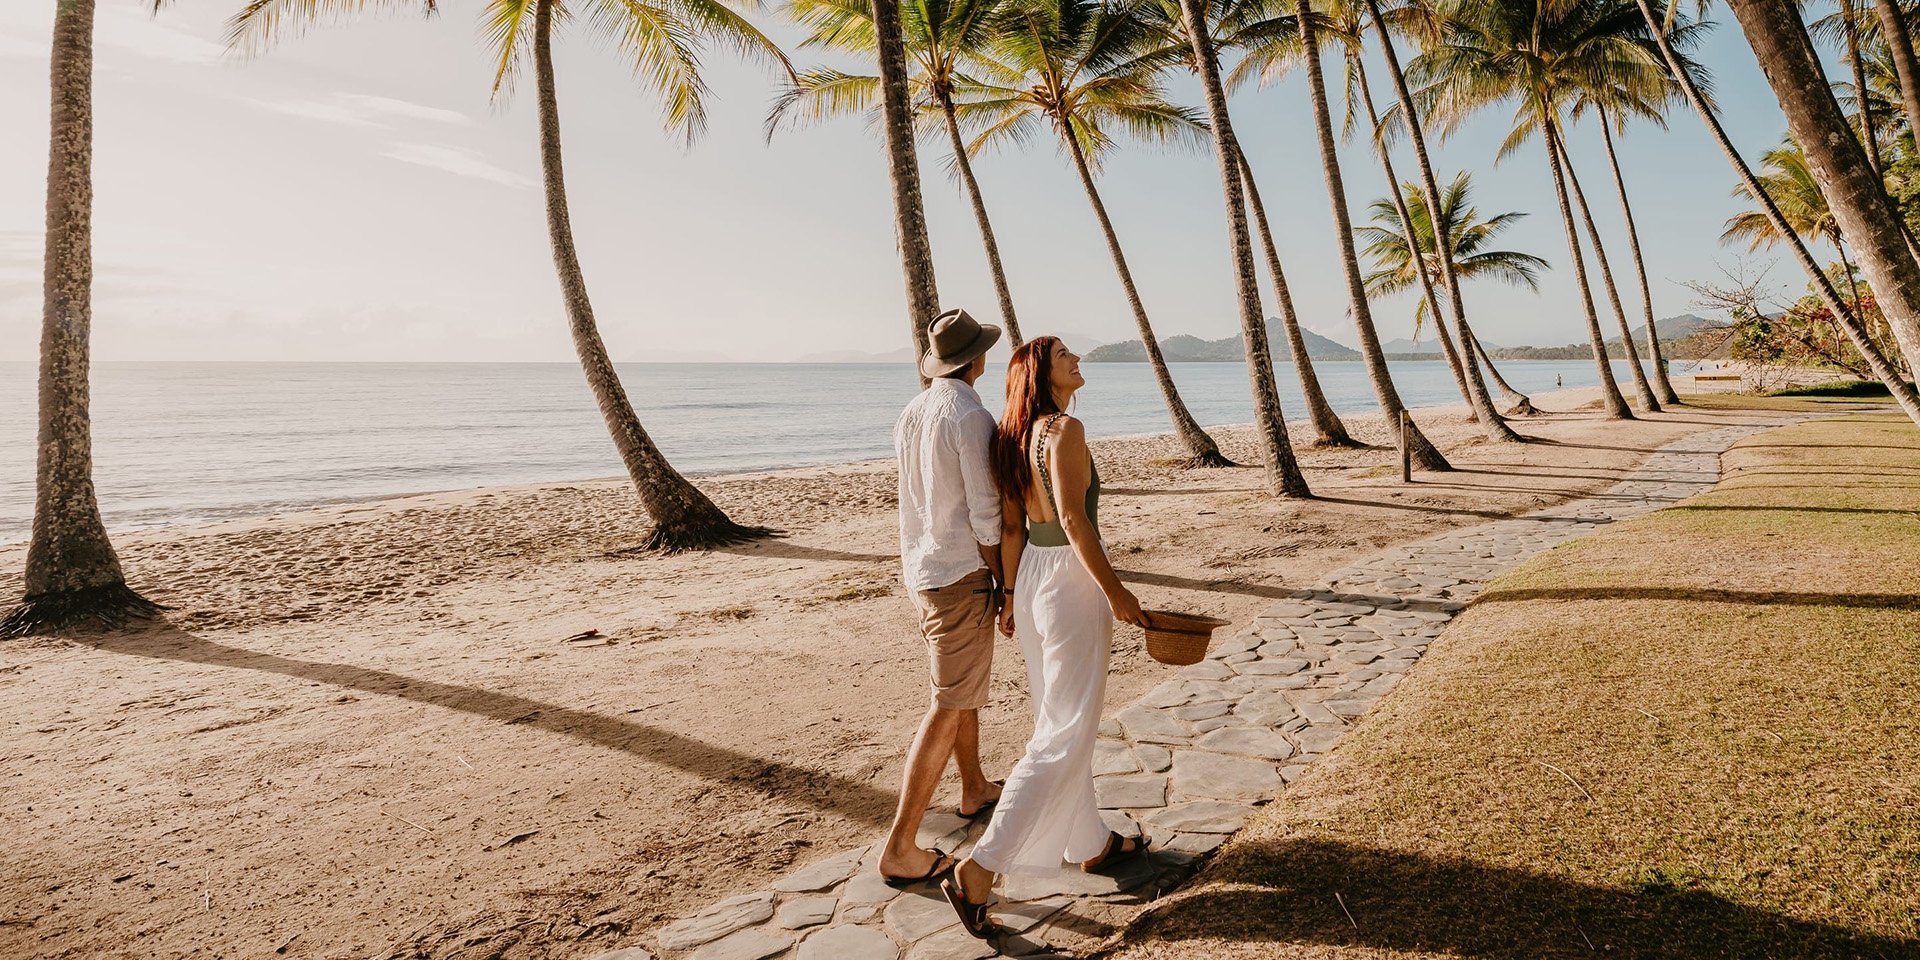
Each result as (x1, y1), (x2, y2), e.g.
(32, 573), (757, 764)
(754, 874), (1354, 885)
(599, 418), (1800, 960)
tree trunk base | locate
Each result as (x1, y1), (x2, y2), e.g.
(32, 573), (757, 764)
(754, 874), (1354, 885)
(1309, 435), (1370, 451)
(2, 581), (164, 638)
(640, 520), (778, 555)
(1182, 451), (1242, 469)
(1505, 397), (1540, 417)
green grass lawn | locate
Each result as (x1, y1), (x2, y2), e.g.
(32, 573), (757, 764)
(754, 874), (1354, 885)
(1108, 409), (1920, 959)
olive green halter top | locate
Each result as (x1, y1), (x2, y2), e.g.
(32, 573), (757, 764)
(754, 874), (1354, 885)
(1026, 414), (1101, 548)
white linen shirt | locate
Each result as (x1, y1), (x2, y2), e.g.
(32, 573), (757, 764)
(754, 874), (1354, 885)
(896, 378), (1003, 592)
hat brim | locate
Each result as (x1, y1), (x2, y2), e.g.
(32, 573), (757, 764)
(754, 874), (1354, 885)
(919, 323), (1002, 379)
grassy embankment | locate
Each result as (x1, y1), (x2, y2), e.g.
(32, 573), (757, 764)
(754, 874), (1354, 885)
(1108, 403), (1920, 959)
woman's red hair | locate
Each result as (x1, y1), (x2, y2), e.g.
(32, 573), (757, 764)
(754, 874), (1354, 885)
(992, 336), (1064, 511)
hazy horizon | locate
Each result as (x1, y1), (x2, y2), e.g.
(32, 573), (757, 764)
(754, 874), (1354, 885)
(2, 2), (1817, 365)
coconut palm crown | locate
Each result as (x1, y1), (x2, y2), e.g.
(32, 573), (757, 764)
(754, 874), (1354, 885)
(1360, 172), (1548, 329)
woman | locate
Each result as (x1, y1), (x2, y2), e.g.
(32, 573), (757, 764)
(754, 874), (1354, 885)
(942, 336), (1153, 938)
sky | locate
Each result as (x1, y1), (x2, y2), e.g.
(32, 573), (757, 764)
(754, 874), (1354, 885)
(0, 0), (1827, 364)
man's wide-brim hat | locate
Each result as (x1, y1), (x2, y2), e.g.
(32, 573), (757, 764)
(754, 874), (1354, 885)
(920, 308), (1003, 379)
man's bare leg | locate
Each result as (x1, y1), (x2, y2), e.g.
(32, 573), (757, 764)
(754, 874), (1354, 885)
(880, 704), (962, 878)
(953, 709), (1002, 815)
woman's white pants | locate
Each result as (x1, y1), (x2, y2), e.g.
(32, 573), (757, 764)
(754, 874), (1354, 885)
(969, 544), (1113, 877)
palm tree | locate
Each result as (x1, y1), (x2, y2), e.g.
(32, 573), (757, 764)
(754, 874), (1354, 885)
(1722, 140), (1868, 303)
(1415, 0), (1667, 420)
(3, 0), (162, 637)
(1172, 0), (1312, 494)
(1632, 0), (1920, 424)
(773, 0), (1023, 345)
(868, 0), (947, 377)
(1358, 0), (1538, 417)
(959, 0), (1232, 466)
(1588, 100), (1682, 404)
(1810, 0), (1883, 174)
(230, 0), (783, 551)
(1154, 0), (1360, 447)
(1359, 173), (1549, 329)
(1872, 0), (1920, 138)
(1281, 0), (1450, 468)
(1721, 0), (1920, 381)
(1551, 121), (1661, 411)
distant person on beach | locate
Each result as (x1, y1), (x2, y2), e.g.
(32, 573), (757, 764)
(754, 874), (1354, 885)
(1557, 374), (1564, 388)
(943, 335), (1151, 939)
(883, 308), (1009, 888)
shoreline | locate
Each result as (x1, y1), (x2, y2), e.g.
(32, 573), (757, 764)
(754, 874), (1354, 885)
(0, 385), (1622, 549)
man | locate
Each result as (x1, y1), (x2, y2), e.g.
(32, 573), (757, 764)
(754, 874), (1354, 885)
(881, 308), (1006, 886)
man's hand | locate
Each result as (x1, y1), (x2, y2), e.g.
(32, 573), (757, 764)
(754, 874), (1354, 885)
(997, 601), (1016, 638)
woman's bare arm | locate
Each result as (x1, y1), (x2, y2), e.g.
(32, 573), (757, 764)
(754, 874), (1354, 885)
(1048, 418), (1146, 626)
(997, 491), (1025, 637)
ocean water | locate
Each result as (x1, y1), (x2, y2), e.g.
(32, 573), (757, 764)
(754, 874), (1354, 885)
(0, 359), (1654, 541)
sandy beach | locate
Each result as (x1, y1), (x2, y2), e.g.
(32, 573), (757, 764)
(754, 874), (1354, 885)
(0, 387), (1799, 959)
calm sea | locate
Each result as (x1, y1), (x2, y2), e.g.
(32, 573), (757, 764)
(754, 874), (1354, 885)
(0, 359), (1652, 542)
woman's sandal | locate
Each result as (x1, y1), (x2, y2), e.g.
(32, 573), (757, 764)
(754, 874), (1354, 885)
(881, 849), (956, 891)
(1081, 831), (1151, 875)
(940, 870), (997, 940)
(957, 780), (1005, 821)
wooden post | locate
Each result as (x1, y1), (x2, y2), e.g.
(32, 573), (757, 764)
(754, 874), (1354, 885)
(1399, 410), (1412, 483)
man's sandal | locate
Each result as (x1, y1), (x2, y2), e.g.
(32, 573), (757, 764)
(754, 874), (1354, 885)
(881, 849), (956, 891)
(957, 780), (1005, 821)
(941, 871), (997, 940)
(1081, 831), (1151, 874)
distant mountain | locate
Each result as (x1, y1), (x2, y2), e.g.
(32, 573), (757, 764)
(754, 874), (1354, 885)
(798, 329), (1104, 363)
(1382, 336), (1502, 355)
(1084, 321), (1360, 362)
(1632, 313), (1714, 341)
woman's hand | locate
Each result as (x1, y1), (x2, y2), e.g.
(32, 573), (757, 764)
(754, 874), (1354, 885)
(998, 601), (1016, 638)
(1107, 587), (1148, 627)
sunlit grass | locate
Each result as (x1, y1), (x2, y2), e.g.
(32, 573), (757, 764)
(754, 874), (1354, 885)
(1109, 411), (1920, 959)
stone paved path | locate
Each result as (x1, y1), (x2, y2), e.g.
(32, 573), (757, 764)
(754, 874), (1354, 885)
(596, 418), (1798, 960)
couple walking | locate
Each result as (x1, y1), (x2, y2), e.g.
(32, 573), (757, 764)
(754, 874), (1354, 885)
(888, 308), (1152, 940)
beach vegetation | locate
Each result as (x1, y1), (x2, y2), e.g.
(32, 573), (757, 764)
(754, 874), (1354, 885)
(1358, 173), (1546, 349)
(224, 0), (786, 552)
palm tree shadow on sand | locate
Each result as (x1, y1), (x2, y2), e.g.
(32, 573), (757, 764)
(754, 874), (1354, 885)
(73, 624), (900, 826)
(1110, 838), (1919, 959)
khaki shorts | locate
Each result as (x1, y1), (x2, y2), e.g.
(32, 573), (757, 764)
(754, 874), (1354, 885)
(913, 568), (996, 710)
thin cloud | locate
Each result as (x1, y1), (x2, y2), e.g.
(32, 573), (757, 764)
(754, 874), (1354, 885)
(381, 144), (534, 189)
(243, 93), (471, 129)
(342, 94), (470, 126)
(95, 6), (225, 65)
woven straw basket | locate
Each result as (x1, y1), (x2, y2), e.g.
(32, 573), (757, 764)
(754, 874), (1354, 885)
(1142, 609), (1232, 666)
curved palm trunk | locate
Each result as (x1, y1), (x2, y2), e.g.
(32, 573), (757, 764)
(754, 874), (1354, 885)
(4, 0), (158, 637)
(1352, 53), (1520, 440)
(1466, 328), (1536, 412)
(870, 0), (942, 382)
(1841, 0), (1882, 176)
(937, 93), (1022, 346)
(1727, 0), (1920, 383)
(1295, 0), (1447, 471)
(1553, 126), (1660, 412)
(1362, 0), (1527, 429)
(1238, 146), (1359, 448)
(1543, 118), (1634, 420)
(1177, 0), (1309, 495)
(531, 1), (767, 552)
(1062, 130), (1230, 466)
(1596, 107), (1681, 405)
(1633, 0), (1920, 423)
(1874, 0), (1920, 152)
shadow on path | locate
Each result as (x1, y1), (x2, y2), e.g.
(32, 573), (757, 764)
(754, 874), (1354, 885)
(76, 624), (901, 826)
(1113, 838), (1918, 959)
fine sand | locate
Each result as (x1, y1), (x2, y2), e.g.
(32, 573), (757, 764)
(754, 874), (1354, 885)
(0, 387), (1801, 959)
